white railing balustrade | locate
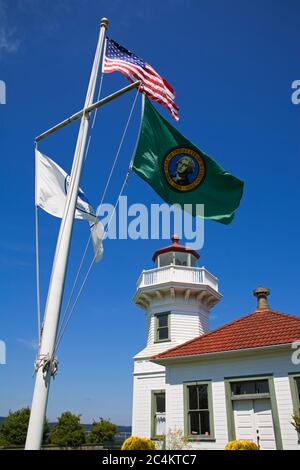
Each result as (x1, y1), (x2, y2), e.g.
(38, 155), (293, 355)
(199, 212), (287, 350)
(136, 265), (218, 291)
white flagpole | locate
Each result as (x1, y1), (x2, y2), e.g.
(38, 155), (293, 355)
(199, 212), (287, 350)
(25, 18), (109, 450)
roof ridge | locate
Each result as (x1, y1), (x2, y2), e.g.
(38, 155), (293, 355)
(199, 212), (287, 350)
(262, 309), (300, 321)
(152, 308), (300, 359)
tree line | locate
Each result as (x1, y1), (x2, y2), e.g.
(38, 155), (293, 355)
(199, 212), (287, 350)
(0, 408), (117, 448)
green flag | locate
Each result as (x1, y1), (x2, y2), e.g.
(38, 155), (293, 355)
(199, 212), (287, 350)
(133, 97), (244, 224)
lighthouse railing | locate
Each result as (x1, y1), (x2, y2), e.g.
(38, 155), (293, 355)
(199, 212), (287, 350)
(137, 265), (218, 291)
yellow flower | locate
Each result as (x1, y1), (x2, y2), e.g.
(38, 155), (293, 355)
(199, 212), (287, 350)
(121, 436), (156, 450)
(225, 439), (259, 450)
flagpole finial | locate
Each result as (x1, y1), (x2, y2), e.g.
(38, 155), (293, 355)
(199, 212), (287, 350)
(100, 18), (109, 28)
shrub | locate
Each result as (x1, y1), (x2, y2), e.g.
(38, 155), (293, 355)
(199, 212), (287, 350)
(121, 436), (155, 450)
(156, 428), (190, 450)
(50, 412), (85, 448)
(291, 415), (300, 433)
(89, 418), (117, 444)
(225, 439), (259, 450)
(0, 408), (49, 446)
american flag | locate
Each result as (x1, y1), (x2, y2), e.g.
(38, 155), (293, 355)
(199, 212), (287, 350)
(102, 38), (179, 121)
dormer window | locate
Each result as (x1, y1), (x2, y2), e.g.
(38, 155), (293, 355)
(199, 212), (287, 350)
(155, 313), (170, 343)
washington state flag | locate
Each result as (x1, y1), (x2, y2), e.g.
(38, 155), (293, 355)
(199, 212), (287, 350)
(133, 97), (244, 224)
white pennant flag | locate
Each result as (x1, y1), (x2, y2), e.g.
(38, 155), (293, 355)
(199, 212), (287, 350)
(35, 149), (103, 262)
(35, 149), (95, 221)
(90, 220), (104, 262)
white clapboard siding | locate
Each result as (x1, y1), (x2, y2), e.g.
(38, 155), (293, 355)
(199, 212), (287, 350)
(146, 312), (207, 345)
(146, 308), (209, 346)
(132, 372), (166, 437)
(135, 304), (210, 360)
(165, 350), (300, 450)
(274, 375), (298, 450)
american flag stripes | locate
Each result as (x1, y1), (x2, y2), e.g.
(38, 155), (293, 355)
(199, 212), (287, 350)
(102, 38), (179, 121)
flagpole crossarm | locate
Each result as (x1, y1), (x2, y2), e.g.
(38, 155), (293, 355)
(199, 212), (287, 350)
(35, 80), (141, 143)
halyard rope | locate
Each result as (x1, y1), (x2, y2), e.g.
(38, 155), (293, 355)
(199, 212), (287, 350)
(54, 85), (141, 352)
(35, 75), (104, 350)
(34, 141), (41, 346)
(54, 164), (133, 354)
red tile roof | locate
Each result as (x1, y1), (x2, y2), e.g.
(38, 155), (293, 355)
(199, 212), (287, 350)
(152, 309), (300, 360)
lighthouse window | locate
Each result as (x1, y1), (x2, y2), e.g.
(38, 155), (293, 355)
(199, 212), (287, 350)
(155, 313), (170, 342)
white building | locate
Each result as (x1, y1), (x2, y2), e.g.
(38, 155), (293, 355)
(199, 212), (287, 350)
(131, 236), (300, 450)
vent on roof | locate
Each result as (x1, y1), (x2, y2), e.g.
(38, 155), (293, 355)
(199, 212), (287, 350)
(253, 287), (270, 310)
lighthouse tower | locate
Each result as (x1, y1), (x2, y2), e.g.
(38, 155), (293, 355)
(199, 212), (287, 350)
(131, 235), (221, 438)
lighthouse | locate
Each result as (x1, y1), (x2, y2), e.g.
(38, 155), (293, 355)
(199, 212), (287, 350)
(131, 235), (221, 439)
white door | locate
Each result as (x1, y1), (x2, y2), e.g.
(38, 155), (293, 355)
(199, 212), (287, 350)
(234, 399), (256, 441)
(253, 399), (276, 450)
(233, 399), (276, 450)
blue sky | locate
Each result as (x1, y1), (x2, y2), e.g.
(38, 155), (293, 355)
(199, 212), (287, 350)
(0, 0), (300, 425)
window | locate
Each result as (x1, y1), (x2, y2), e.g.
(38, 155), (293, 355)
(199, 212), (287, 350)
(151, 390), (166, 438)
(158, 253), (173, 267)
(155, 313), (170, 342)
(289, 374), (300, 418)
(185, 382), (214, 439)
(231, 379), (269, 397)
(295, 377), (300, 410)
(174, 252), (189, 266)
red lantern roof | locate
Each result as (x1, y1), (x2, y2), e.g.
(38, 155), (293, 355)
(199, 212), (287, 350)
(152, 234), (200, 262)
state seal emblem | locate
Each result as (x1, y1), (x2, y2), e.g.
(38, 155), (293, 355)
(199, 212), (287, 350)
(163, 147), (206, 192)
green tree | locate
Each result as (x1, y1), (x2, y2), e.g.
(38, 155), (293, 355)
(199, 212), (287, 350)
(0, 408), (49, 446)
(89, 418), (117, 444)
(50, 412), (85, 448)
